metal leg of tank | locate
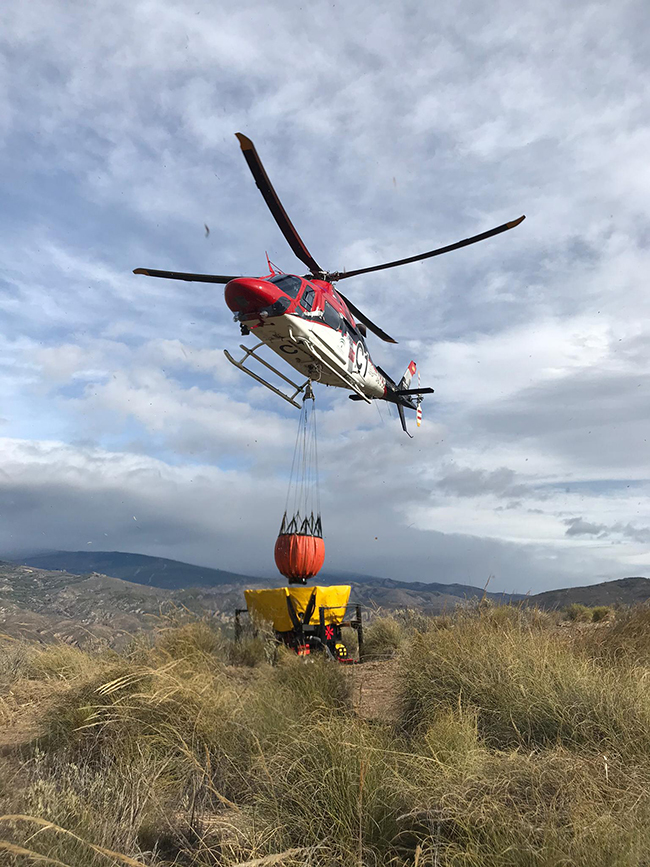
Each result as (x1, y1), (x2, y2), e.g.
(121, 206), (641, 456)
(318, 605), (326, 647)
(355, 604), (365, 662)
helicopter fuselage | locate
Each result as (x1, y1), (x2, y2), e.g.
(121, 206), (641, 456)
(224, 272), (387, 400)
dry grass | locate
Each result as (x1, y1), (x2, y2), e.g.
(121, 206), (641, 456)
(3, 607), (650, 865)
(362, 615), (404, 659)
(581, 604), (650, 665)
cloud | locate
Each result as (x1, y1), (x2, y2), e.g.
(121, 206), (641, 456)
(564, 516), (650, 544)
(436, 465), (531, 499)
(564, 517), (608, 537)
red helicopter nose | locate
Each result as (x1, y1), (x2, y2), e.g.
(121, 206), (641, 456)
(224, 278), (282, 314)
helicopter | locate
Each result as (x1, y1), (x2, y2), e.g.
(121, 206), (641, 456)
(134, 133), (525, 435)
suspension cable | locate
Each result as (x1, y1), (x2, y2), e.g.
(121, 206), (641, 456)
(280, 384), (321, 536)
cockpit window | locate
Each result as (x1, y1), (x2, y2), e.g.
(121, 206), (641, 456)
(268, 274), (302, 298)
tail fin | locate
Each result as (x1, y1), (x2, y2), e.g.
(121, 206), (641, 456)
(394, 361), (434, 436)
(398, 360), (417, 391)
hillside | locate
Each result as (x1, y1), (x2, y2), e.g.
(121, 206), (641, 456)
(531, 576), (650, 609)
(0, 561), (267, 644)
(341, 575), (520, 610)
(8, 554), (650, 646)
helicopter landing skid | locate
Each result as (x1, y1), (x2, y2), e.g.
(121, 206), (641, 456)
(224, 342), (310, 409)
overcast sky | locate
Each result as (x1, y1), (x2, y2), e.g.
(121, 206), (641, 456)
(1, 0), (649, 593)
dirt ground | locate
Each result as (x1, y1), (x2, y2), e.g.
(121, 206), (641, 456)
(348, 658), (399, 722)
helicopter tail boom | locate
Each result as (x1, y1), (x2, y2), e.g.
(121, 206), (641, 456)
(360, 362), (434, 436)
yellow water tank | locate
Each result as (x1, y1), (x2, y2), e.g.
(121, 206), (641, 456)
(244, 585), (351, 633)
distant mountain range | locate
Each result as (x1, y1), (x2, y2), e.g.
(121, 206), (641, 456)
(19, 550), (521, 605)
(2, 551), (648, 646)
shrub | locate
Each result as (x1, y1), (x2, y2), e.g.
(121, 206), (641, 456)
(565, 602), (592, 622)
(591, 605), (611, 623)
(3, 749), (172, 865)
(391, 607), (438, 634)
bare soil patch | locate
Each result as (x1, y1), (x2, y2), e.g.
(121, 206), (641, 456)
(349, 658), (399, 722)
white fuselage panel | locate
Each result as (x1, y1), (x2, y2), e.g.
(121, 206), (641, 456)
(251, 313), (385, 398)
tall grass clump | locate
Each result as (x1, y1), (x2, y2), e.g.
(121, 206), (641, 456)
(0, 639), (32, 684)
(591, 605), (611, 622)
(581, 604), (650, 665)
(397, 607), (650, 759)
(362, 614), (404, 659)
(153, 620), (225, 664)
(239, 713), (406, 865)
(392, 605), (650, 864)
(397, 742), (650, 866)
(5, 652), (362, 866)
(0, 640), (114, 685)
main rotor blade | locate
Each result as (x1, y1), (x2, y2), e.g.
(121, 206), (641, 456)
(335, 215), (526, 281)
(336, 289), (398, 344)
(133, 268), (238, 284)
(235, 133), (322, 275)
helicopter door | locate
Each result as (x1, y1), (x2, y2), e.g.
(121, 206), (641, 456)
(341, 319), (364, 376)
